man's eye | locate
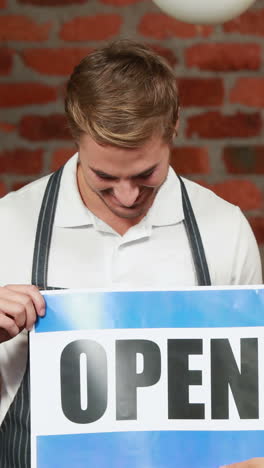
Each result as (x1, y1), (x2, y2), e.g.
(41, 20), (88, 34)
(137, 171), (154, 179)
(96, 173), (117, 181)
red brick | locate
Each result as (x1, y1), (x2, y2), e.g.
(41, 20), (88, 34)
(198, 180), (262, 211)
(12, 181), (28, 191)
(19, 114), (72, 141)
(178, 78), (224, 107)
(0, 148), (43, 174)
(223, 146), (264, 174)
(22, 47), (93, 76)
(230, 78), (264, 107)
(100, 0), (140, 4)
(0, 0), (6, 7)
(186, 112), (261, 139)
(249, 217), (264, 244)
(19, 0), (85, 5)
(138, 13), (213, 39)
(0, 122), (16, 133)
(0, 16), (51, 41)
(147, 44), (177, 66)
(51, 146), (76, 171)
(224, 9), (264, 36)
(0, 181), (7, 197)
(0, 49), (14, 75)
(60, 15), (122, 41)
(185, 43), (261, 71)
(0, 83), (57, 108)
(57, 81), (68, 101)
(171, 147), (210, 174)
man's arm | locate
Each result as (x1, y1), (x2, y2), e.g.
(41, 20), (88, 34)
(230, 208), (263, 285)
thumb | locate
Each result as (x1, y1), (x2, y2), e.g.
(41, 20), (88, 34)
(220, 459), (264, 468)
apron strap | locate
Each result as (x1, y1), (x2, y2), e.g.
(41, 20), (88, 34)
(31, 167), (64, 290)
(0, 358), (30, 468)
(178, 176), (211, 286)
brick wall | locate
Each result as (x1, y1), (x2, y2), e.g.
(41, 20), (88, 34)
(0, 0), (264, 268)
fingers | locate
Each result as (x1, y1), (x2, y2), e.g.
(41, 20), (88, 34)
(0, 284), (46, 343)
(0, 313), (20, 337)
(4, 284), (46, 318)
(221, 458), (264, 468)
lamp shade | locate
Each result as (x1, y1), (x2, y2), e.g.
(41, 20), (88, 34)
(152, 0), (256, 24)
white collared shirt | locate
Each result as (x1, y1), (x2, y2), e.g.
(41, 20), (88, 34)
(0, 153), (262, 422)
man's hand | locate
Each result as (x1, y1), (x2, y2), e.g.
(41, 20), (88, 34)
(222, 458), (264, 468)
(0, 285), (45, 343)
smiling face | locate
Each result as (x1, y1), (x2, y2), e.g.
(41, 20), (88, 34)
(77, 133), (171, 223)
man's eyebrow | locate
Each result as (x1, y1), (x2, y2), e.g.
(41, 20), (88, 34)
(132, 164), (158, 178)
(89, 164), (158, 179)
(89, 167), (118, 179)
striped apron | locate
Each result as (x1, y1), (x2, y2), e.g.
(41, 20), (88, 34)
(0, 168), (211, 467)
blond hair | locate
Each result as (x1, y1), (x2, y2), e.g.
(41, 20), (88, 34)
(65, 40), (179, 148)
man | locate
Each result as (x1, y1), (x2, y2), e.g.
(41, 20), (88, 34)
(0, 40), (262, 467)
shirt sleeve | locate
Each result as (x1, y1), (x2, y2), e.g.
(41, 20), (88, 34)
(230, 207), (263, 285)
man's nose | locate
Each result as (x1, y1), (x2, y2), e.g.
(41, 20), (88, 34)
(113, 180), (140, 207)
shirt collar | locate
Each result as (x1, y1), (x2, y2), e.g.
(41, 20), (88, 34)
(54, 153), (94, 227)
(54, 153), (184, 228)
(147, 166), (184, 226)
